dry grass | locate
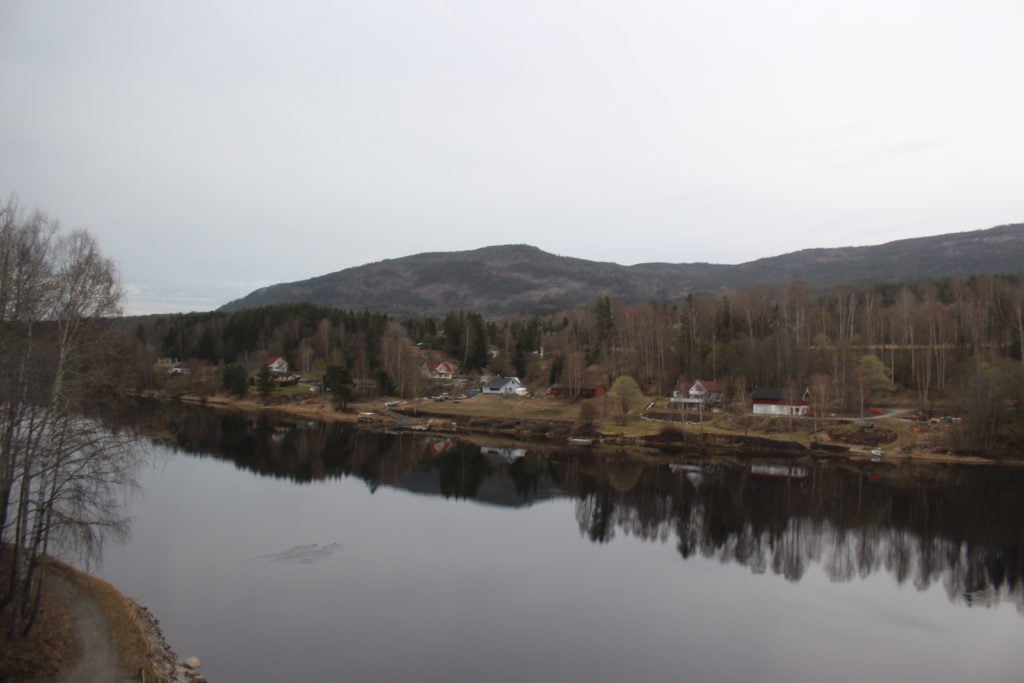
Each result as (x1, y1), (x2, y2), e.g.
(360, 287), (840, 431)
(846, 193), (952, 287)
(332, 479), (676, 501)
(0, 567), (75, 683)
(395, 394), (583, 421)
(397, 395), (678, 439)
(165, 390), (1020, 464)
(596, 417), (662, 438)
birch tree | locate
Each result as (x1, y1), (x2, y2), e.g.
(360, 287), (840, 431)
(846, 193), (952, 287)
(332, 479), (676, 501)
(0, 199), (135, 639)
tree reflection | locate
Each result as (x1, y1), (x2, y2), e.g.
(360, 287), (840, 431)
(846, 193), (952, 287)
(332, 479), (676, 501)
(575, 491), (616, 544)
(105, 399), (1024, 612)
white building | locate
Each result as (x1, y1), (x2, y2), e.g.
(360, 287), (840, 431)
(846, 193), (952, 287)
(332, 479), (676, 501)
(482, 376), (528, 396)
(751, 387), (810, 416)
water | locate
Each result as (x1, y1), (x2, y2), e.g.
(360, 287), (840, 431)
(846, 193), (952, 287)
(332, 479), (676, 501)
(87, 403), (1024, 682)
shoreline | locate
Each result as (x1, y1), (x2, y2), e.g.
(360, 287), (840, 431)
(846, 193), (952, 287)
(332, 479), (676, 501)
(12, 388), (1007, 679)
(138, 390), (1022, 469)
(39, 555), (205, 683)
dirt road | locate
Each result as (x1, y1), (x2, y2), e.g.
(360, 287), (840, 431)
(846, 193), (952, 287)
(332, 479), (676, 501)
(44, 570), (136, 683)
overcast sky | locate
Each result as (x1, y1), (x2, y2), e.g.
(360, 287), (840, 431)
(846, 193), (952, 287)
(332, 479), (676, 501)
(2, 1), (1022, 314)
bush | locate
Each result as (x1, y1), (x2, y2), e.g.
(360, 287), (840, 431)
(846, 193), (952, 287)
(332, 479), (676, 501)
(577, 399), (601, 431)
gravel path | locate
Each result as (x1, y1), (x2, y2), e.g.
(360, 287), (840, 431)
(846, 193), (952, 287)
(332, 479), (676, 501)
(44, 570), (136, 683)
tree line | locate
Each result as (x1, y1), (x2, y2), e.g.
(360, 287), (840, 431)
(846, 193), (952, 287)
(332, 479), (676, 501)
(133, 272), (1024, 454)
(166, 278), (1024, 406)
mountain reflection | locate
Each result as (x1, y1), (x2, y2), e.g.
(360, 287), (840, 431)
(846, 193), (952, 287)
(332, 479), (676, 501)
(109, 400), (1024, 612)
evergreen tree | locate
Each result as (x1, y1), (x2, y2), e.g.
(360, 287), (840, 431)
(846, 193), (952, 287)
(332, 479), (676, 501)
(467, 313), (489, 370)
(257, 364), (275, 401)
(324, 364), (355, 409)
(222, 364), (249, 397)
(513, 339), (528, 378)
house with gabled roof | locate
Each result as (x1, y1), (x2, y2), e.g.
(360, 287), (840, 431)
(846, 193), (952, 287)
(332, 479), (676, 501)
(266, 357), (289, 375)
(751, 386), (810, 416)
(421, 361), (456, 381)
(691, 379), (724, 403)
(670, 379), (724, 409)
(483, 376), (528, 396)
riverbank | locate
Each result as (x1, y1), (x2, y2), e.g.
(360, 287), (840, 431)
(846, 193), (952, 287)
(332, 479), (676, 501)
(0, 555), (206, 682)
(139, 390), (1021, 468)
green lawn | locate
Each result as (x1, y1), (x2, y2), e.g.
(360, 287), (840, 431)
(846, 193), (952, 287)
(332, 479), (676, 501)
(277, 383), (319, 397)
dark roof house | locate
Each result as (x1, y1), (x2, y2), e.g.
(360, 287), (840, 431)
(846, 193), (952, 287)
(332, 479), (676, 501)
(549, 383), (607, 399)
(751, 386), (810, 416)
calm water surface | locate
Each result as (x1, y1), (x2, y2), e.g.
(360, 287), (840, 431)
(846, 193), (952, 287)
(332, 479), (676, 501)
(86, 404), (1024, 682)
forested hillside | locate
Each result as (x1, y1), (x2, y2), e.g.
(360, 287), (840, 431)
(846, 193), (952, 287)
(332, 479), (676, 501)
(135, 273), (1024, 455)
(218, 223), (1024, 317)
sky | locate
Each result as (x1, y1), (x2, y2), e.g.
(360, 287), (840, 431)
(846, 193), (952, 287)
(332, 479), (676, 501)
(2, 1), (1023, 315)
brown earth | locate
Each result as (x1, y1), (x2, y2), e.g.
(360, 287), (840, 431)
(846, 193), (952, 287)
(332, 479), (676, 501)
(825, 423), (899, 446)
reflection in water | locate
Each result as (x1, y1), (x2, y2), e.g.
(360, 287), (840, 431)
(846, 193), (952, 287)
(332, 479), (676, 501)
(107, 399), (1024, 614)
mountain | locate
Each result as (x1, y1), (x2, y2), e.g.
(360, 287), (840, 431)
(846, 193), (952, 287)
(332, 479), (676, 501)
(220, 223), (1024, 317)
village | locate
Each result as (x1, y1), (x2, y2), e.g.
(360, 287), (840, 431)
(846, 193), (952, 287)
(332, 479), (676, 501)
(152, 351), (975, 467)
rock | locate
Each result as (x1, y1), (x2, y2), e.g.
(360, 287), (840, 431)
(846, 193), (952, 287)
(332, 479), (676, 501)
(184, 656), (201, 669)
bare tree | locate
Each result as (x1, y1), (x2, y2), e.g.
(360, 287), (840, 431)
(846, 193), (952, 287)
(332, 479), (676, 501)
(1, 198), (136, 639)
(854, 354), (894, 419)
(380, 321), (422, 398)
(808, 373), (835, 438)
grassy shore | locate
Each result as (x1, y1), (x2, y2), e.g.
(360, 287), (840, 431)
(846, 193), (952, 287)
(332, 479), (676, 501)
(147, 389), (1019, 467)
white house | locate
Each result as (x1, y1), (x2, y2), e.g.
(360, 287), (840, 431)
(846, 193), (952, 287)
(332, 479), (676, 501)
(482, 376), (528, 396)
(266, 357), (289, 375)
(670, 379), (724, 410)
(751, 387), (810, 416)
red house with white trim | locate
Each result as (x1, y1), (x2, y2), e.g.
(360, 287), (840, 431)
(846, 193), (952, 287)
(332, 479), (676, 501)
(421, 361), (456, 381)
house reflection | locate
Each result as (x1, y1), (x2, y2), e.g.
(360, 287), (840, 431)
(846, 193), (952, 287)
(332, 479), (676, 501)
(106, 399), (1024, 612)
